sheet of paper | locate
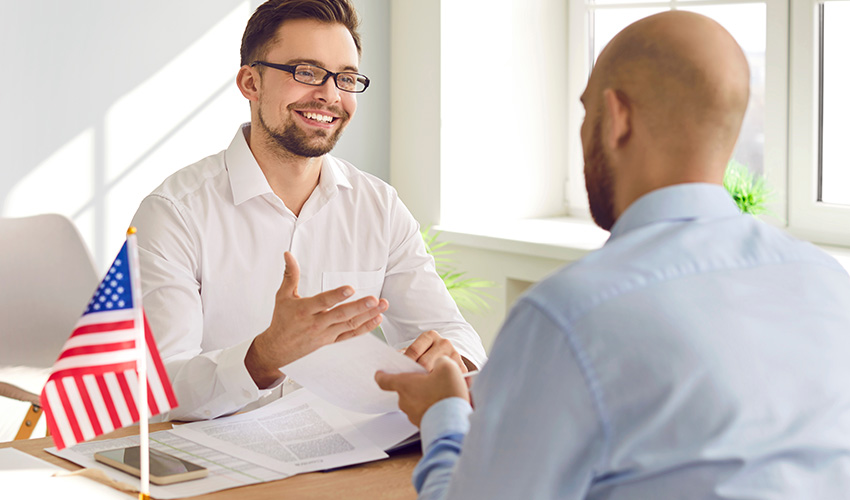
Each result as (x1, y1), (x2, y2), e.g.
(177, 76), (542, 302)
(280, 332), (426, 413)
(49, 430), (287, 499)
(332, 405), (418, 451)
(50, 389), (391, 499)
(0, 447), (135, 499)
(172, 388), (388, 474)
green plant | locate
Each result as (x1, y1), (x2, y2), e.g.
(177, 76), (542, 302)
(723, 160), (774, 215)
(421, 227), (496, 314)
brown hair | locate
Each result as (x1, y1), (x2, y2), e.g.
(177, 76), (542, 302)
(240, 0), (362, 67)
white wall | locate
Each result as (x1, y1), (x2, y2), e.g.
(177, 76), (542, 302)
(1, 0), (390, 272)
(390, 0), (577, 348)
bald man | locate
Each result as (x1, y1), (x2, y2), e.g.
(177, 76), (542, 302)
(376, 11), (850, 499)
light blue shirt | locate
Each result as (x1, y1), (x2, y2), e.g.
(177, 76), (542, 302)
(414, 183), (850, 499)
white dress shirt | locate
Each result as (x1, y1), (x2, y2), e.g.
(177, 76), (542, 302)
(414, 184), (850, 499)
(131, 124), (486, 421)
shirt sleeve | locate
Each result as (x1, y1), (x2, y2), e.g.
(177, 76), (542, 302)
(132, 194), (279, 421)
(413, 398), (473, 500)
(378, 193), (487, 369)
(411, 299), (608, 499)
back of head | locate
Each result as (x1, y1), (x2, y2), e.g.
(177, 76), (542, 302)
(594, 11), (750, 175)
(240, 0), (361, 67)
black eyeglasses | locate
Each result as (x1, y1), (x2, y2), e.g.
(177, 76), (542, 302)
(250, 61), (370, 93)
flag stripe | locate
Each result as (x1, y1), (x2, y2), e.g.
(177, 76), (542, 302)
(76, 375), (103, 437)
(51, 351), (138, 373)
(116, 371), (139, 424)
(42, 382), (69, 450)
(104, 372), (133, 427)
(71, 320), (136, 337)
(83, 374), (114, 435)
(145, 316), (178, 408)
(94, 375), (122, 431)
(63, 377), (95, 442)
(50, 361), (138, 381)
(61, 330), (137, 350)
(57, 341), (137, 361)
(54, 379), (84, 445)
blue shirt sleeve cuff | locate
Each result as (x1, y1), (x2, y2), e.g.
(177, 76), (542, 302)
(420, 397), (473, 450)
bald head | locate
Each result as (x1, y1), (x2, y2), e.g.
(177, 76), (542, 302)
(581, 11), (750, 229)
(591, 11), (750, 178)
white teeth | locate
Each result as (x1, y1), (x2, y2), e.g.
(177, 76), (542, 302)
(303, 111), (333, 123)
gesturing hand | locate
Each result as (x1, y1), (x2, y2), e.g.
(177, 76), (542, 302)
(245, 252), (389, 388)
(375, 356), (469, 427)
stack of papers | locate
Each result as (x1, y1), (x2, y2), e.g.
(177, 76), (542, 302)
(48, 333), (422, 498)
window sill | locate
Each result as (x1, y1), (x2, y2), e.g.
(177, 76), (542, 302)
(437, 217), (850, 272)
(435, 216), (610, 263)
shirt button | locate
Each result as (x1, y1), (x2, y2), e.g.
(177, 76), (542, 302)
(243, 389), (251, 398)
(204, 410), (211, 417)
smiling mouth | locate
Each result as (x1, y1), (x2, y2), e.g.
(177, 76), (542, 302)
(297, 111), (337, 124)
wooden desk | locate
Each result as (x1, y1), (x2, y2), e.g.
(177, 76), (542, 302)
(0, 424), (420, 499)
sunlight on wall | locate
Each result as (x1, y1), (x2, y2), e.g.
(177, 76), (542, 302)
(440, 0), (568, 228)
(102, 2), (251, 265)
(3, 128), (97, 250)
(3, 2), (251, 272)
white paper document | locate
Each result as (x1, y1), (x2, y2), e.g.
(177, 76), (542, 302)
(280, 332), (426, 414)
(172, 388), (389, 474)
(47, 388), (405, 499)
(49, 430), (287, 499)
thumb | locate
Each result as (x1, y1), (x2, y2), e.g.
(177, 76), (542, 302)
(279, 251), (301, 298)
(375, 371), (400, 392)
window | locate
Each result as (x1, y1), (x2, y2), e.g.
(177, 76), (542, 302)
(789, 0), (850, 246)
(819, 1), (850, 206)
(566, 0), (788, 222)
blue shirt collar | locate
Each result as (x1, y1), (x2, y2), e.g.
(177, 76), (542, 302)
(608, 183), (741, 241)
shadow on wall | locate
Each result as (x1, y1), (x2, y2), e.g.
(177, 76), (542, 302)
(0, 0), (258, 270)
(1, 0), (389, 272)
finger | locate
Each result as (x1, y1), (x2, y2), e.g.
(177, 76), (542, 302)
(403, 330), (438, 362)
(417, 338), (462, 372)
(322, 296), (387, 330)
(278, 252), (301, 298)
(333, 312), (384, 342)
(374, 370), (398, 391)
(304, 285), (356, 314)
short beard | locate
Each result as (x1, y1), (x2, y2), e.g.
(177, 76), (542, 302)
(257, 103), (348, 158)
(584, 120), (617, 231)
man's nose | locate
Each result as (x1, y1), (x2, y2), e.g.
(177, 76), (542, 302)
(312, 77), (341, 103)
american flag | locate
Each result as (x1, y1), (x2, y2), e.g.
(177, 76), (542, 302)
(40, 240), (177, 450)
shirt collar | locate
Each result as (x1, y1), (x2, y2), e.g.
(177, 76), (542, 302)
(226, 124), (273, 206)
(608, 183), (741, 240)
(225, 123), (353, 206)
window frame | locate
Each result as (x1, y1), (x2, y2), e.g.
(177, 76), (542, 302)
(565, 0), (791, 231)
(788, 0), (850, 246)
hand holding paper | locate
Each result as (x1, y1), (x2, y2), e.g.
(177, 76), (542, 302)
(375, 356), (470, 427)
(279, 333), (426, 414)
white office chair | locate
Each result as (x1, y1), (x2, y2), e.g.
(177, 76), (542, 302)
(0, 213), (99, 441)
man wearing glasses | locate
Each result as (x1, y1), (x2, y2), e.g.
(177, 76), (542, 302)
(130, 0), (486, 422)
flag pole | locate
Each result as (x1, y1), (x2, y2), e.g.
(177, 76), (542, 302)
(127, 227), (150, 500)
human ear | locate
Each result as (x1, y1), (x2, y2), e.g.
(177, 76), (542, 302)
(236, 65), (260, 102)
(602, 88), (631, 150)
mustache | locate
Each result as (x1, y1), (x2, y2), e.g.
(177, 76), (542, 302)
(287, 102), (349, 120)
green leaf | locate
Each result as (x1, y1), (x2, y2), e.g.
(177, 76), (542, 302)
(723, 160), (774, 216)
(420, 226), (496, 314)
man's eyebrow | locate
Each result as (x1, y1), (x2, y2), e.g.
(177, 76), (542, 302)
(285, 58), (360, 73)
